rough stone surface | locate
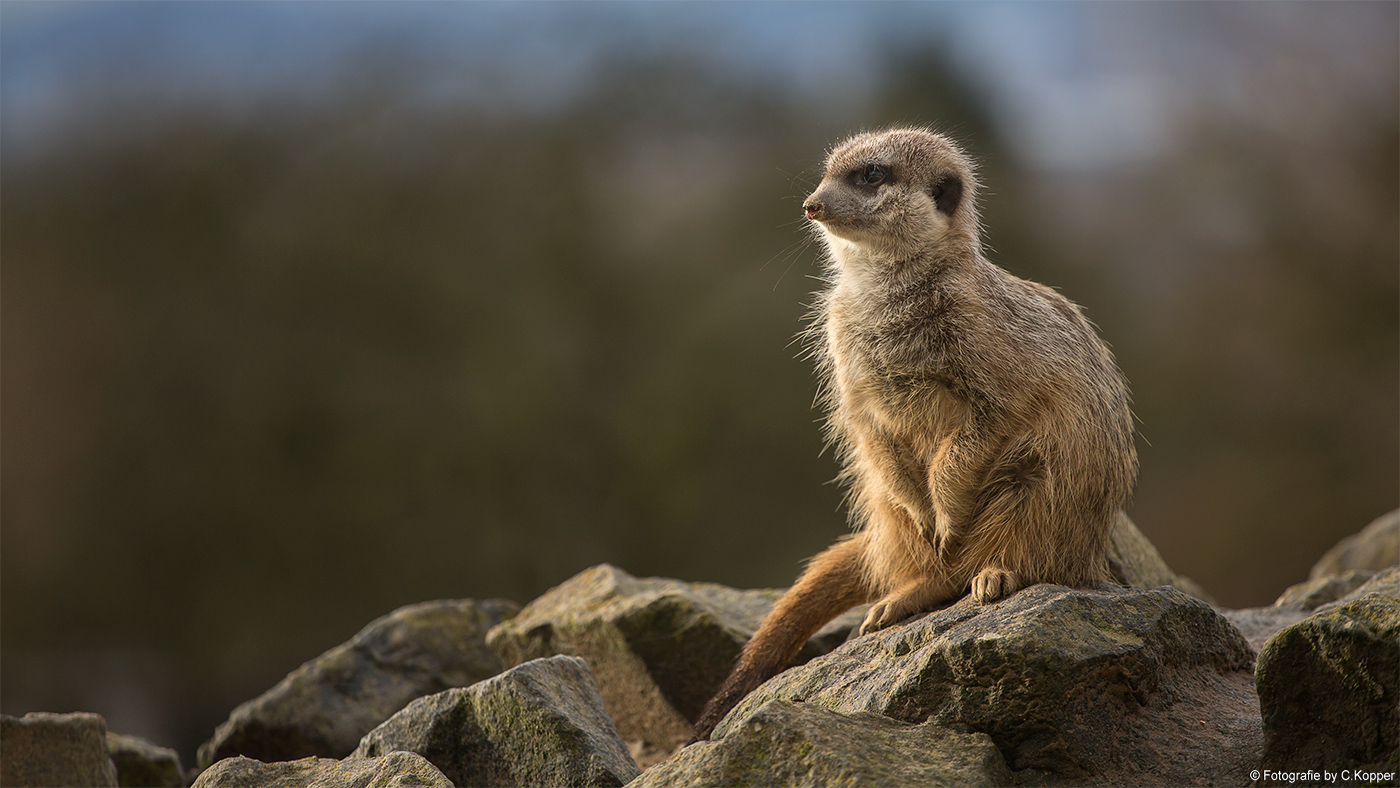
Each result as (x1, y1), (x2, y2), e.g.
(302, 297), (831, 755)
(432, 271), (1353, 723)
(1257, 589), (1400, 776)
(1273, 569), (1378, 612)
(198, 597), (518, 768)
(107, 732), (184, 788)
(1222, 567), (1397, 654)
(191, 752), (453, 788)
(632, 699), (1011, 788)
(1311, 508), (1400, 580)
(1107, 511), (1216, 603)
(353, 655), (639, 788)
(484, 563), (865, 751)
(1218, 610), (1308, 658)
(1, 711), (119, 787)
(1336, 566), (1400, 604)
(712, 583), (1261, 786)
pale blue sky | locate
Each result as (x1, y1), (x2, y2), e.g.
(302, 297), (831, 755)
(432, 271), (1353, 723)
(3, 2), (1393, 170)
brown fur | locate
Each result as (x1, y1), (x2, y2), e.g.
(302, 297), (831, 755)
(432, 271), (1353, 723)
(690, 128), (1137, 742)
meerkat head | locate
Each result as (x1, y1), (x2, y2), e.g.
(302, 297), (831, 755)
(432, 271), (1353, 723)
(802, 128), (979, 261)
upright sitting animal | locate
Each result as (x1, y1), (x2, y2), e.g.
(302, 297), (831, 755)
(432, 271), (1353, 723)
(691, 127), (1138, 741)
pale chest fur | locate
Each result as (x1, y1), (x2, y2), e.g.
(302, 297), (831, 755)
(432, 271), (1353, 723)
(822, 276), (969, 454)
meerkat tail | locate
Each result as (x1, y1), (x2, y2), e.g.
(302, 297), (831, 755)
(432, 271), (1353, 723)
(689, 533), (873, 743)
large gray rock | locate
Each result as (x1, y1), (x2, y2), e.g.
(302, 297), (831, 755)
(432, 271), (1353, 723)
(1257, 582), (1400, 776)
(353, 655), (639, 788)
(632, 699), (1011, 788)
(484, 563), (865, 752)
(199, 598), (518, 768)
(191, 752), (453, 788)
(1222, 567), (1395, 653)
(1311, 508), (1400, 580)
(711, 583), (1260, 786)
(1, 712), (119, 788)
(107, 732), (183, 788)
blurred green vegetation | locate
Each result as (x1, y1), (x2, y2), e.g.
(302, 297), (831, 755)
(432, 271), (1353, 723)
(3, 37), (1396, 761)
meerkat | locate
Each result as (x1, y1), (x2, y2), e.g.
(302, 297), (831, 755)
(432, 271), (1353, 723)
(690, 127), (1138, 742)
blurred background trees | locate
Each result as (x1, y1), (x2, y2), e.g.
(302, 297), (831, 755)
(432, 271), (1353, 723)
(3, 1), (1395, 763)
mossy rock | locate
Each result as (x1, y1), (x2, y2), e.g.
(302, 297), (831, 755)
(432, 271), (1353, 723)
(191, 752), (452, 788)
(634, 699), (1011, 788)
(1257, 590), (1400, 778)
(1224, 567), (1398, 655)
(712, 583), (1261, 786)
(107, 733), (183, 788)
(199, 597), (519, 767)
(485, 563), (864, 751)
(353, 655), (639, 788)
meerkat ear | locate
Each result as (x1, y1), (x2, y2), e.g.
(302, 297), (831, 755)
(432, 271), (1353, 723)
(931, 176), (963, 216)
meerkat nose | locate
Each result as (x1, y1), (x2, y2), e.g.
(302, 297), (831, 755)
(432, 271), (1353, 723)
(803, 199), (824, 220)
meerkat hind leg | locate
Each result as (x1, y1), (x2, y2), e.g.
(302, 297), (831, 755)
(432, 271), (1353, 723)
(970, 566), (1024, 604)
(859, 575), (960, 635)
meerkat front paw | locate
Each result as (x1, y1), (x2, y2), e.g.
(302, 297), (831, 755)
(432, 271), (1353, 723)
(970, 567), (1023, 604)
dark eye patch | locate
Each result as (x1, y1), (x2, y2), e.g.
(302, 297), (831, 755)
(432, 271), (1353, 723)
(931, 176), (963, 215)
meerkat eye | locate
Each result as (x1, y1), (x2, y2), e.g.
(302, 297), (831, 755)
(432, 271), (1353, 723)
(850, 164), (887, 189)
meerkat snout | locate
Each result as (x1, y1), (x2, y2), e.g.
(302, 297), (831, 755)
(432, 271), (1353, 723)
(803, 199), (824, 220)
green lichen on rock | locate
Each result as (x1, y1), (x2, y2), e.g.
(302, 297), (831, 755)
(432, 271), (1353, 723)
(353, 654), (639, 788)
(485, 563), (863, 751)
(191, 752), (453, 788)
(633, 699), (1011, 788)
(712, 583), (1259, 785)
(1257, 589), (1400, 775)
(198, 597), (518, 768)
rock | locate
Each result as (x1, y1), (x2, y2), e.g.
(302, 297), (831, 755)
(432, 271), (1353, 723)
(107, 732), (184, 788)
(484, 563), (865, 751)
(1220, 609), (1309, 657)
(353, 655), (639, 788)
(711, 583), (1261, 786)
(1, 711), (119, 788)
(190, 752), (452, 788)
(198, 597), (518, 768)
(1221, 567), (1398, 654)
(1107, 510), (1216, 603)
(632, 699), (1011, 788)
(1272, 569), (1378, 612)
(1338, 565), (1400, 601)
(1257, 588), (1400, 775)
(625, 739), (674, 771)
(1311, 508), (1400, 579)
